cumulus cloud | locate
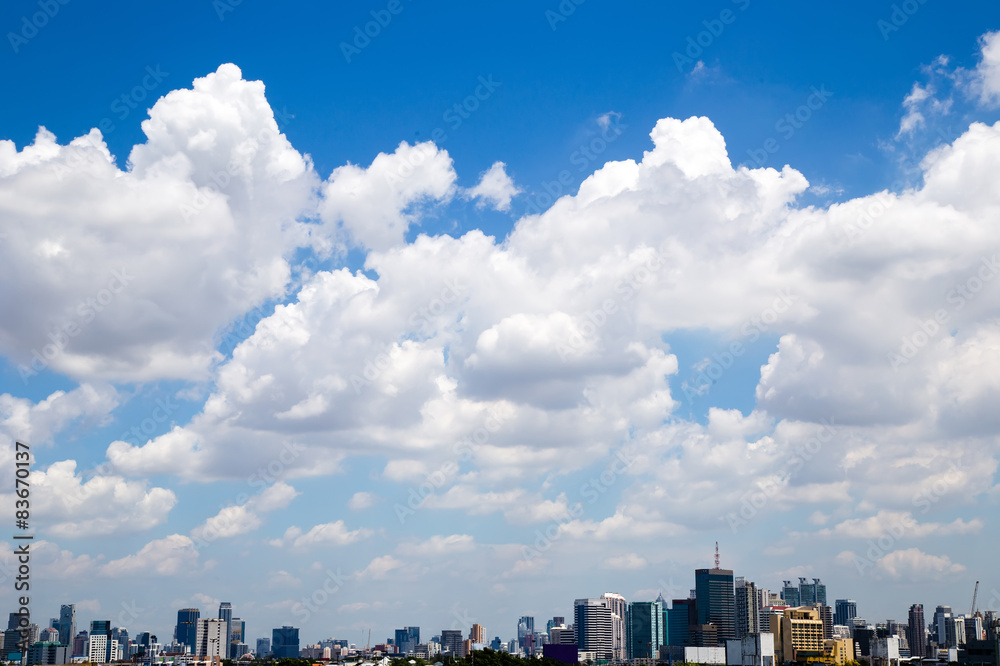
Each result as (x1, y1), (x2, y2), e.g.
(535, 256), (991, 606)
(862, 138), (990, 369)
(464, 161), (520, 211)
(0, 63), (317, 383)
(100, 534), (200, 576)
(270, 520), (373, 548)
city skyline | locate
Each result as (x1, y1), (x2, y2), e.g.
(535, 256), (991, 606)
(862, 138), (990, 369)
(2, 0), (1000, 655)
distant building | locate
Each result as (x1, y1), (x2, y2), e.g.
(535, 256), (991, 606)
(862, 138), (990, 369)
(58, 606), (76, 648)
(440, 630), (463, 655)
(627, 601), (664, 659)
(28, 641), (69, 665)
(725, 633), (775, 666)
(394, 627), (420, 655)
(773, 608), (824, 663)
(72, 631), (88, 657)
(667, 598), (697, 646)
(735, 578), (760, 638)
(255, 638), (270, 657)
(195, 619), (226, 658)
(602, 593), (628, 661)
(696, 568), (736, 642)
(908, 604), (927, 659)
(176, 609), (200, 654)
(574, 599), (613, 658)
(272, 627), (299, 659)
(934, 606), (955, 646)
(834, 600), (857, 628)
(89, 621), (114, 664)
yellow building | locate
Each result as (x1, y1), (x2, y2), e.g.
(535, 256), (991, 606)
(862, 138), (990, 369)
(823, 638), (855, 666)
(774, 608), (825, 663)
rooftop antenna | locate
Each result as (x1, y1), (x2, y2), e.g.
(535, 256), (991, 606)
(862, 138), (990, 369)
(714, 541), (720, 569)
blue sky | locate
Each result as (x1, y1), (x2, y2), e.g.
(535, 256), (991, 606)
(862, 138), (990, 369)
(2, 0), (1000, 651)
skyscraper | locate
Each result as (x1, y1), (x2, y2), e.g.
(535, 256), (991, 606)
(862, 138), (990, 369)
(517, 617), (534, 650)
(695, 567), (736, 642)
(176, 609), (200, 654)
(735, 578), (760, 638)
(470, 624), (484, 644)
(933, 606), (953, 646)
(218, 603), (233, 658)
(782, 581), (800, 607)
(196, 619), (226, 658)
(256, 638), (271, 658)
(602, 592), (628, 661)
(908, 604), (926, 658)
(229, 618), (245, 658)
(440, 630), (463, 655)
(626, 601), (664, 659)
(834, 600), (857, 627)
(666, 598), (696, 647)
(574, 599), (613, 658)
(394, 627), (420, 655)
(58, 605), (75, 647)
(272, 626), (299, 659)
(89, 621), (113, 664)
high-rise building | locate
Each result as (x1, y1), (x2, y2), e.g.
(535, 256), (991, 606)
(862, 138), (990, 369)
(217, 603), (233, 658)
(72, 631), (88, 657)
(907, 604), (926, 658)
(440, 630), (463, 655)
(58, 606), (75, 648)
(812, 604), (833, 640)
(470, 624), (484, 644)
(965, 616), (984, 642)
(574, 599), (613, 658)
(90, 621), (112, 663)
(176, 609), (200, 653)
(229, 618), (245, 659)
(834, 600), (857, 627)
(774, 608), (824, 663)
(735, 578), (760, 638)
(782, 581), (800, 608)
(27, 641), (69, 665)
(933, 606), (953, 646)
(256, 638), (271, 658)
(602, 592), (628, 661)
(272, 627), (299, 659)
(195, 619), (226, 658)
(666, 598), (697, 646)
(626, 601), (664, 659)
(695, 567), (736, 642)
(517, 617), (534, 650)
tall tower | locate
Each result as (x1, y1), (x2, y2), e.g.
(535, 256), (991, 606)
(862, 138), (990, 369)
(908, 604), (927, 659)
(575, 599), (613, 658)
(735, 578), (760, 638)
(602, 593), (628, 661)
(695, 566), (736, 642)
(218, 603), (233, 658)
(176, 609), (200, 653)
(833, 600), (857, 627)
(58, 605), (76, 647)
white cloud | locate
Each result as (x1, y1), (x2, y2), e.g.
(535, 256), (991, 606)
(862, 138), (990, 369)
(355, 555), (403, 580)
(875, 548), (966, 580)
(0, 63), (316, 383)
(464, 161), (520, 211)
(347, 491), (380, 510)
(975, 31), (1000, 106)
(604, 553), (648, 570)
(100, 534), (200, 576)
(272, 520), (373, 548)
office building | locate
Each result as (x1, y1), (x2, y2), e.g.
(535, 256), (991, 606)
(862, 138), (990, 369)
(602, 592), (628, 660)
(28, 641), (69, 665)
(90, 621), (113, 663)
(574, 599), (613, 658)
(627, 601), (664, 659)
(725, 633), (775, 666)
(908, 605), (926, 658)
(774, 608), (824, 663)
(798, 578), (827, 606)
(176, 609), (200, 653)
(395, 628), (420, 655)
(255, 638), (271, 658)
(834, 600), (857, 628)
(470, 624), (484, 644)
(668, 598), (697, 646)
(782, 582), (800, 608)
(57, 605), (75, 648)
(933, 606), (954, 646)
(517, 617), (534, 651)
(696, 567), (736, 642)
(441, 630), (463, 655)
(217, 603), (232, 658)
(71, 631), (87, 657)
(195, 619), (226, 657)
(272, 627), (299, 659)
(813, 604), (834, 640)
(229, 618), (245, 659)
(736, 578), (760, 638)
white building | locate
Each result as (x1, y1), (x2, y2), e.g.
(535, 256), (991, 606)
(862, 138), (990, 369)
(195, 619), (227, 658)
(86, 635), (119, 664)
(726, 633), (775, 666)
(872, 636), (900, 666)
(662, 646), (727, 665)
(602, 593), (628, 662)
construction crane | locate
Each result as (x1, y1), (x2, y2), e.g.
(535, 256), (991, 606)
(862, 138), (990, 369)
(971, 581), (980, 617)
